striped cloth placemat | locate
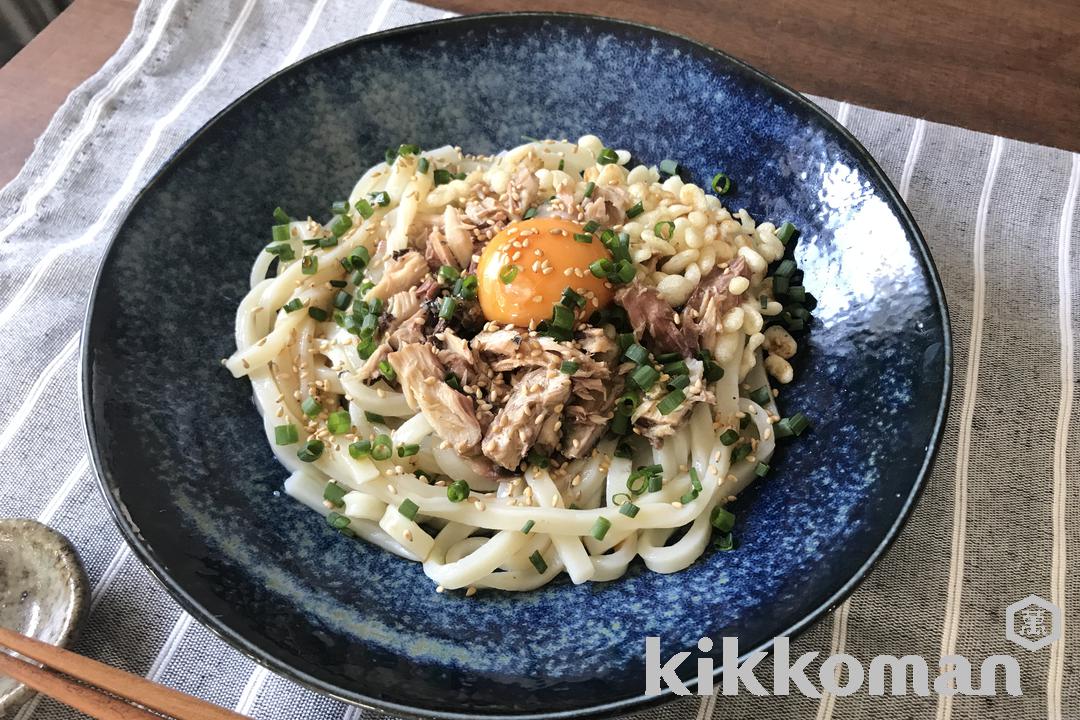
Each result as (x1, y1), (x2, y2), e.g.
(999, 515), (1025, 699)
(0, 1), (1076, 718)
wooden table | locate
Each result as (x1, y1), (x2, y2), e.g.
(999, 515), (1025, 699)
(1, 0), (1077, 187)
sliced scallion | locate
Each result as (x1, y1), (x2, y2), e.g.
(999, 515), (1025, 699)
(521, 519), (535, 534)
(711, 172), (733, 195)
(398, 498), (419, 520)
(297, 439), (324, 462)
(657, 389), (685, 415)
(274, 424), (298, 445)
(447, 479), (470, 502)
(590, 517), (611, 540)
(301, 396), (322, 417)
(529, 550), (548, 574)
(327, 410), (351, 435)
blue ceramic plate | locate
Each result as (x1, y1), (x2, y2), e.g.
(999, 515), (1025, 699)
(83, 13), (950, 719)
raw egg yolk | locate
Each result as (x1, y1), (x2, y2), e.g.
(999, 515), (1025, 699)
(476, 218), (615, 327)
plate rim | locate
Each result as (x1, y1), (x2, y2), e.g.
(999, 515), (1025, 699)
(81, 11), (953, 719)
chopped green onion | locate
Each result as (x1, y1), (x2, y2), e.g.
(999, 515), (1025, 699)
(523, 206), (538, 220)
(623, 343), (650, 365)
(690, 468), (702, 493)
(364, 411), (385, 424)
(630, 365), (660, 391)
(589, 258), (614, 278)
(333, 291), (352, 311)
(273, 207), (291, 224)
(773, 275), (790, 296)
(647, 474), (663, 493)
(327, 511), (350, 530)
(521, 519), (535, 534)
(787, 285), (806, 303)
(659, 158), (679, 176)
(625, 201), (644, 219)
(301, 396), (322, 417)
(719, 428), (739, 445)
(776, 221), (797, 245)
(324, 481), (346, 506)
(788, 412), (812, 436)
(417, 157), (429, 174)
(357, 337), (378, 360)
(616, 390), (641, 414)
(439, 265), (460, 283)
(378, 360), (396, 382)
(731, 443), (752, 464)
(574, 233), (593, 244)
(710, 506), (736, 532)
(754, 462), (770, 477)
(560, 287), (585, 308)
(654, 221), (675, 240)
(397, 443), (420, 457)
(616, 332), (636, 352)
(355, 198), (374, 219)
(773, 418), (795, 438)
(626, 472), (648, 495)
(711, 172), (733, 195)
(714, 532), (736, 551)
(397, 143), (420, 156)
(610, 410), (630, 435)
(398, 498), (419, 520)
(657, 389), (685, 415)
(331, 200), (350, 215)
(613, 259), (636, 283)
(297, 439), (324, 462)
(786, 317), (805, 332)
(433, 169), (452, 185)
(499, 264), (520, 284)
(282, 298), (303, 313)
(438, 296), (457, 320)
(614, 441), (634, 459)
(265, 243), (295, 261)
(526, 449), (549, 468)
(551, 304), (574, 330)
(558, 159), (565, 170)
(619, 501), (640, 518)
(662, 359), (688, 376)
(385, 147), (398, 164)
(760, 294), (770, 310)
(369, 191), (390, 207)
(371, 434), (393, 461)
(329, 214), (352, 237)
(749, 386), (771, 406)
(740, 414), (751, 429)
(668, 374), (691, 390)
(597, 147), (619, 165)
(447, 479), (470, 502)
(529, 550), (548, 574)
(318, 235), (339, 249)
(583, 181), (596, 198)
(327, 410), (351, 435)
(457, 274), (478, 299)
(274, 424), (298, 445)
(349, 440), (371, 458)
(590, 517), (612, 540)
(775, 259), (797, 277)
(582, 220), (600, 233)
(451, 172), (467, 181)
(301, 255), (318, 275)
(272, 224), (291, 242)
(560, 360), (579, 374)
(444, 372), (462, 391)
(612, 492), (632, 506)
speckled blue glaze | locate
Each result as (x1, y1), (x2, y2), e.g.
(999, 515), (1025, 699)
(83, 14), (950, 719)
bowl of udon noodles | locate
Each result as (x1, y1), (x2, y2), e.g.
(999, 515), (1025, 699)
(84, 13), (950, 719)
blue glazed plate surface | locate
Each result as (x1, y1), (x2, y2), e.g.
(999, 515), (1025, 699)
(83, 13), (950, 718)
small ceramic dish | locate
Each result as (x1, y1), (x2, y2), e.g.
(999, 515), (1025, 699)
(0, 519), (89, 719)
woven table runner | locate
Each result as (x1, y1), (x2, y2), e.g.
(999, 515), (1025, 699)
(0, 1), (1077, 718)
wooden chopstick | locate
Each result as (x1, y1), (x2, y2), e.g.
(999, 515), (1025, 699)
(0, 626), (248, 720)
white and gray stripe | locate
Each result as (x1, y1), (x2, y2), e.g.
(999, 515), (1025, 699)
(2, 2), (1077, 719)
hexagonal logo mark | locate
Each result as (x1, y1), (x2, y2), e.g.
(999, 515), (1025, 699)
(1005, 595), (1061, 651)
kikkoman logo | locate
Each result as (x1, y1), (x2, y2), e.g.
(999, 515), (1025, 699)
(644, 595), (1061, 698)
